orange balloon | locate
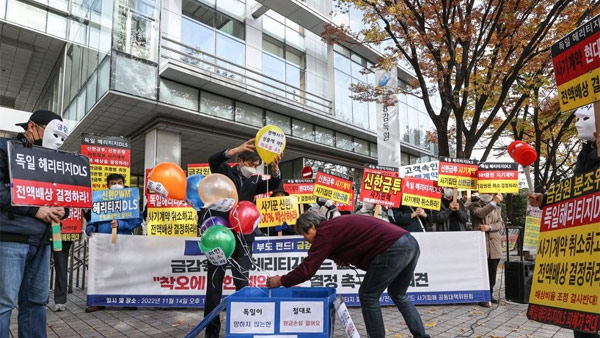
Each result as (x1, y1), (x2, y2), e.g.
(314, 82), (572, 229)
(148, 162), (186, 200)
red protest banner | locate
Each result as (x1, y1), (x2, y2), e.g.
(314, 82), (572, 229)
(81, 134), (130, 191)
(438, 157), (478, 189)
(358, 165), (402, 208)
(401, 176), (442, 211)
(283, 179), (316, 204)
(314, 170), (353, 205)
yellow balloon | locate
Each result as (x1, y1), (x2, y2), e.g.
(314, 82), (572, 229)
(255, 125), (286, 164)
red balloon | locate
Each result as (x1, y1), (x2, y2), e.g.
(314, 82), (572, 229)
(229, 201), (261, 235)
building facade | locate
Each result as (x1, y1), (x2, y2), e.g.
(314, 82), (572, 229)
(0, 0), (438, 186)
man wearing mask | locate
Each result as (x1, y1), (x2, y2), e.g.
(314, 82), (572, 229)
(203, 138), (282, 338)
(432, 188), (470, 231)
(84, 173), (142, 313)
(468, 193), (504, 307)
(0, 110), (69, 337)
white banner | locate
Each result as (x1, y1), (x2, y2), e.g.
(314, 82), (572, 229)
(376, 69), (401, 168)
(88, 232), (489, 307)
(401, 161), (439, 181)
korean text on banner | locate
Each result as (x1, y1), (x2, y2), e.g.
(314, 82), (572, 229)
(358, 164), (402, 208)
(283, 179), (316, 204)
(523, 206), (542, 254)
(401, 161), (439, 181)
(477, 162), (519, 194)
(401, 176), (442, 211)
(145, 169), (198, 237)
(61, 207), (82, 241)
(551, 14), (600, 112)
(91, 188), (139, 222)
(8, 142), (92, 208)
(336, 190), (355, 212)
(438, 157), (478, 189)
(313, 170), (353, 205)
(526, 169), (600, 334)
(81, 134), (131, 191)
(86, 231), (490, 308)
(187, 163), (235, 176)
(257, 196), (300, 228)
(375, 68), (401, 168)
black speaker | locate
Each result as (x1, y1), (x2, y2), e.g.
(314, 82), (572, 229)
(505, 261), (535, 304)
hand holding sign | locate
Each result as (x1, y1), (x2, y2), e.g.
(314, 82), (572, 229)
(255, 125), (286, 165)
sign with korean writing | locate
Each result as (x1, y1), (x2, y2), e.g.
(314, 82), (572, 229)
(401, 176), (442, 211)
(87, 231), (489, 308)
(8, 142), (92, 208)
(551, 14), (600, 112)
(145, 169), (197, 237)
(376, 68), (401, 168)
(257, 196), (299, 228)
(336, 190), (355, 212)
(81, 134), (130, 191)
(283, 179), (316, 204)
(523, 206), (542, 254)
(187, 163), (236, 176)
(438, 157), (478, 189)
(401, 161), (439, 181)
(91, 188), (139, 222)
(527, 169), (600, 334)
(477, 162), (519, 194)
(280, 301), (324, 333)
(313, 170), (353, 205)
(358, 165), (402, 208)
(229, 302), (276, 334)
(61, 207), (82, 241)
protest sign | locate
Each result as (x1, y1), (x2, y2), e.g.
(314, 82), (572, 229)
(283, 179), (316, 204)
(61, 208), (83, 241)
(358, 164), (402, 208)
(336, 190), (355, 212)
(477, 162), (519, 194)
(91, 188), (139, 222)
(527, 170), (600, 333)
(551, 14), (600, 112)
(438, 157), (478, 189)
(187, 163), (236, 176)
(8, 142), (92, 208)
(256, 196), (299, 228)
(523, 205), (543, 254)
(313, 170), (353, 205)
(401, 161), (439, 181)
(401, 176), (442, 211)
(81, 134), (130, 191)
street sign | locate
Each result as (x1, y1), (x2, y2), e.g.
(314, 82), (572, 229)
(301, 166), (313, 179)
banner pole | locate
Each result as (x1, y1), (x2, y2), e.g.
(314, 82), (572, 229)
(52, 223), (62, 251)
(374, 204), (381, 219)
(111, 220), (117, 244)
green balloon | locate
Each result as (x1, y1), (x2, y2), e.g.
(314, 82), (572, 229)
(200, 225), (236, 259)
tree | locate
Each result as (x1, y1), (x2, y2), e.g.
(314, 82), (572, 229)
(324, 0), (597, 159)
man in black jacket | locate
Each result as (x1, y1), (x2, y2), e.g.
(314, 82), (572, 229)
(432, 188), (470, 231)
(203, 138), (282, 338)
(0, 110), (69, 337)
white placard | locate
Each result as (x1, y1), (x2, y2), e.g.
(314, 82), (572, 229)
(334, 296), (360, 338)
(376, 69), (401, 168)
(279, 301), (324, 333)
(206, 198), (236, 212)
(205, 247), (227, 266)
(257, 130), (285, 155)
(229, 302), (275, 334)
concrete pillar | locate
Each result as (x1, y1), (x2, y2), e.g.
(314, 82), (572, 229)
(144, 129), (181, 168)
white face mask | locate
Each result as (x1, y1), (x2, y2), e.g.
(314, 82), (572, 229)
(240, 166), (257, 178)
(443, 188), (454, 198)
(575, 104), (595, 141)
(110, 184), (124, 190)
(480, 194), (493, 203)
(42, 119), (68, 150)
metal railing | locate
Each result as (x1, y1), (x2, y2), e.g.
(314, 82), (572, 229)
(160, 36), (332, 114)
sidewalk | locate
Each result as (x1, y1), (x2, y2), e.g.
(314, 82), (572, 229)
(10, 265), (576, 337)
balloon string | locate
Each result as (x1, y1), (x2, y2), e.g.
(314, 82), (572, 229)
(229, 258), (269, 297)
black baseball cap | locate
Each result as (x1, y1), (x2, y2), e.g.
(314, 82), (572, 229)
(16, 110), (62, 129)
(271, 187), (289, 196)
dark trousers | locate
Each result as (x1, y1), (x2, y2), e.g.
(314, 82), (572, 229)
(574, 331), (599, 338)
(203, 236), (252, 337)
(488, 258), (500, 299)
(52, 241), (73, 305)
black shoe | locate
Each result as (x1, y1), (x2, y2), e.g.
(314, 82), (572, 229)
(85, 305), (106, 313)
(123, 306), (138, 310)
(491, 298), (499, 304)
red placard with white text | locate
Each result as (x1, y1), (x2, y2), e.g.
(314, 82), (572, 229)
(313, 170), (353, 205)
(283, 179), (317, 205)
(359, 165), (402, 208)
(401, 176), (442, 211)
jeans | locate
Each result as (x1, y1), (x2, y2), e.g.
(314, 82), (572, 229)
(53, 241), (72, 305)
(359, 234), (429, 338)
(203, 236), (252, 337)
(0, 241), (50, 338)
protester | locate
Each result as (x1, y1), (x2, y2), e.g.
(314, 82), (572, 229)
(261, 186), (296, 236)
(203, 138), (282, 338)
(0, 110), (69, 337)
(432, 188), (470, 231)
(355, 202), (389, 221)
(311, 197), (341, 220)
(468, 193), (504, 307)
(266, 212), (430, 338)
(389, 206), (429, 232)
(85, 173), (142, 312)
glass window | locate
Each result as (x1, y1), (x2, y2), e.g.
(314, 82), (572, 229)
(285, 26), (304, 51)
(215, 12), (244, 40)
(263, 16), (285, 41)
(315, 126), (334, 146)
(200, 91), (233, 119)
(86, 72), (98, 112)
(6, 1), (46, 32)
(266, 111), (291, 134)
(160, 79), (199, 111)
(47, 12), (67, 39)
(292, 119), (313, 141)
(262, 53), (285, 96)
(336, 133), (353, 151)
(216, 33), (244, 66)
(113, 53), (157, 99)
(76, 90), (86, 121)
(182, 0), (214, 26)
(263, 38), (284, 58)
(97, 56), (110, 98)
(352, 96), (369, 129)
(235, 102), (263, 127)
(354, 138), (369, 155)
(370, 142), (377, 158)
(368, 101), (376, 132)
(216, 0), (245, 22)
(181, 16), (215, 55)
(334, 70), (352, 122)
(334, 51), (351, 73)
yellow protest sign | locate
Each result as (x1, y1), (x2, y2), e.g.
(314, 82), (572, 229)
(256, 196), (299, 228)
(147, 207), (198, 237)
(313, 170), (353, 205)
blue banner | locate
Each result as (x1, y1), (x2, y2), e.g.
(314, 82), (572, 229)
(91, 188), (139, 222)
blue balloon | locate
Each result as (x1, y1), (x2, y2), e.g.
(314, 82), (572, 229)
(185, 174), (205, 210)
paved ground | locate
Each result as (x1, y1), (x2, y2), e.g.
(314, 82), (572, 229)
(9, 265), (576, 337)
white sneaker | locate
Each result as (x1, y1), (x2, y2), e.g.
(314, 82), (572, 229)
(54, 304), (66, 312)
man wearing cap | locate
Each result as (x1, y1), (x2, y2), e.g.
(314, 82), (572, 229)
(0, 110), (69, 337)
